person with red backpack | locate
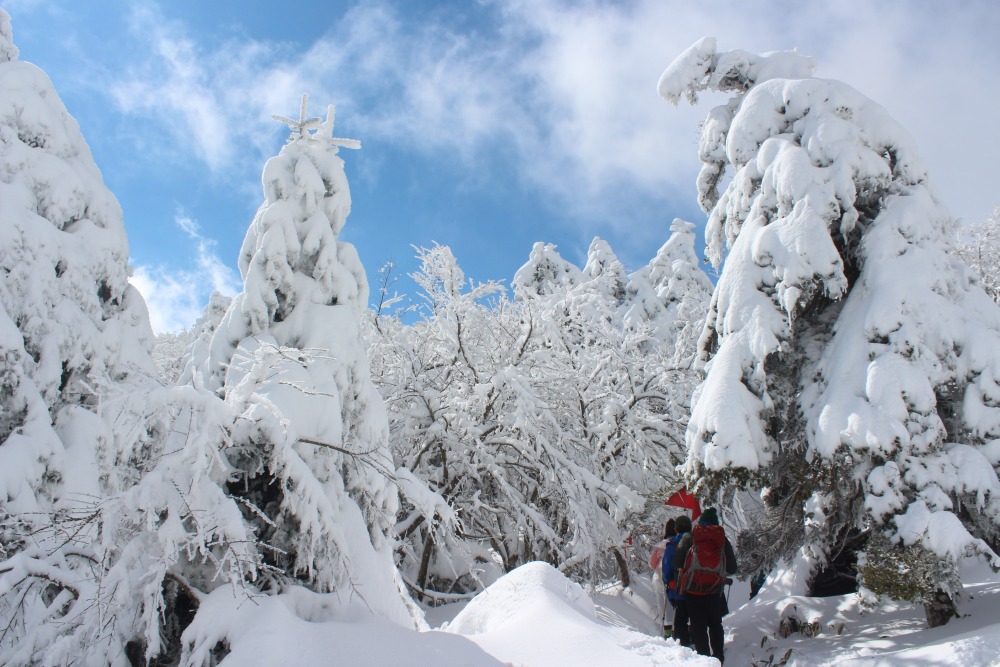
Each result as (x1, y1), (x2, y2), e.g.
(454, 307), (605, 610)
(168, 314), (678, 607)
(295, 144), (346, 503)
(661, 514), (692, 646)
(672, 507), (738, 664)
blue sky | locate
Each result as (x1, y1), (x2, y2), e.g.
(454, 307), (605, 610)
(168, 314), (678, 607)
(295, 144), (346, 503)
(6, 0), (1000, 332)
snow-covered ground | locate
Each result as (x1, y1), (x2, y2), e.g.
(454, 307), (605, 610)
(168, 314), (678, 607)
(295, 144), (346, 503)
(721, 560), (1000, 666)
(202, 559), (999, 666)
(442, 562), (714, 666)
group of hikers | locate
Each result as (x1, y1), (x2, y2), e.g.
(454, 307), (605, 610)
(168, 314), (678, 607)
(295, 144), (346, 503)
(649, 507), (738, 664)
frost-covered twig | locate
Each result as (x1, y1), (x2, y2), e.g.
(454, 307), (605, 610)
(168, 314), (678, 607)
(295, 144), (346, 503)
(296, 437), (397, 481)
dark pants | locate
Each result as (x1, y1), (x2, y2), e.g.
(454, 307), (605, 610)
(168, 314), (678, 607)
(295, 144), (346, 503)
(669, 598), (691, 647)
(685, 593), (726, 663)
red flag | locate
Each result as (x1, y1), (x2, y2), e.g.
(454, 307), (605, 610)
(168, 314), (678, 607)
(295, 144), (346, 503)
(665, 489), (701, 521)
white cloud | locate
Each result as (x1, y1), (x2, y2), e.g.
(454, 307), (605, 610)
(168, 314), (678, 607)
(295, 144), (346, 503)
(130, 214), (241, 333)
(503, 0), (1000, 225)
(103, 1), (1000, 244)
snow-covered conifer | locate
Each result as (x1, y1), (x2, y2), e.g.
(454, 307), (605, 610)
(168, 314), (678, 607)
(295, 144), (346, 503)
(660, 38), (1000, 625)
(0, 0), (155, 551)
(0, 14), (248, 664)
(187, 95), (412, 632)
(174, 290), (232, 386)
(624, 218), (713, 365)
(582, 237), (628, 307)
(955, 206), (1000, 303)
(0, 8), (15, 64)
(530, 239), (626, 349)
(513, 241), (583, 297)
(0, 13), (157, 517)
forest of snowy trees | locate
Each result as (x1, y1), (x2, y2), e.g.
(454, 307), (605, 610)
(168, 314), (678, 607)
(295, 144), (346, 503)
(2, 6), (1000, 665)
(365, 224), (710, 597)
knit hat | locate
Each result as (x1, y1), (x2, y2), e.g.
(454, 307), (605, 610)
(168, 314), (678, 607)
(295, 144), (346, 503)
(699, 507), (719, 526)
(674, 515), (692, 533)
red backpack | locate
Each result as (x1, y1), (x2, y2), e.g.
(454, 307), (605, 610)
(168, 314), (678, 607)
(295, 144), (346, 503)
(679, 524), (727, 596)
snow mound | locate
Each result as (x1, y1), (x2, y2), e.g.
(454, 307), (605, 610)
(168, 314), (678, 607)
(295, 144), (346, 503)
(183, 585), (504, 667)
(447, 562), (715, 666)
(447, 561), (594, 635)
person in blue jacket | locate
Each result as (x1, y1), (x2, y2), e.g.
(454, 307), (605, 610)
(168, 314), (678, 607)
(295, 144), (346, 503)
(662, 514), (692, 646)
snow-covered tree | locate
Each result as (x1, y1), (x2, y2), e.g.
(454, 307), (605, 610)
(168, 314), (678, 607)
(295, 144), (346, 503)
(0, 14), (251, 664)
(0, 10), (158, 658)
(183, 95), (412, 637)
(370, 233), (703, 598)
(624, 218), (714, 366)
(581, 237), (628, 306)
(368, 246), (518, 601)
(118, 96), (414, 663)
(151, 330), (192, 383)
(513, 241), (583, 297)
(0, 7), (157, 516)
(152, 290), (231, 384)
(954, 205), (1000, 303)
(174, 290), (232, 386)
(514, 238), (699, 581)
(660, 37), (1000, 625)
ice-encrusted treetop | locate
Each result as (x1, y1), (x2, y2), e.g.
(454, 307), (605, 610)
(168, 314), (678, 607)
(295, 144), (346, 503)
(271, 93), (361, 151)
(513, 242), (584, 298)
(657, 36), (816, 107)
(624, 218), (712, 363)
(201, 94), (370, 373)
(0, 8), (17, 63)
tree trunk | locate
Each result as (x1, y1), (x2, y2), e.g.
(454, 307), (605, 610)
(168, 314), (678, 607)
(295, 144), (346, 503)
(489, 536), (514, 572)
(611, 546), (630, 588)
(416, 532), (435, 602)
(924, 589), (957, 628)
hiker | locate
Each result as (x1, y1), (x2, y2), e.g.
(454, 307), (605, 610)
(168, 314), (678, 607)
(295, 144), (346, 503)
(649, 519), (676, 573)
(662, 514), (692, 646)
(649, 518), (677, 637)
(649, 519), (676, 637)
(673, 507), (737, 664)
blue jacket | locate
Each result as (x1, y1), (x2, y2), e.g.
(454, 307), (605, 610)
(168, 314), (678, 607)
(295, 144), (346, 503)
(662, 532), (686, 601)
